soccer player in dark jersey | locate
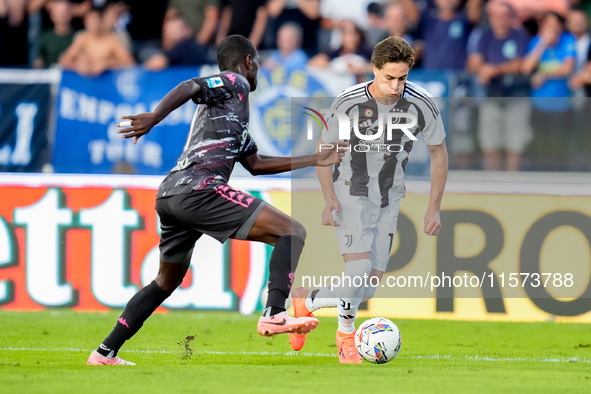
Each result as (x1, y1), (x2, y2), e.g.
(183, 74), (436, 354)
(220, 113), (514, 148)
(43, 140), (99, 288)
(87, 35), (345, 366)
(288, 36), (448, 363)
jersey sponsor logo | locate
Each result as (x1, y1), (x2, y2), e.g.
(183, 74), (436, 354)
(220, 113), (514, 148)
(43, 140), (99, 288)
(206, 77), (224, 88)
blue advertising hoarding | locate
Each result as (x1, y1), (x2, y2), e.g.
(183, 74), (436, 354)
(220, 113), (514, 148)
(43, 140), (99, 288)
(53, 68), (204, 174)
(0, 81), (53, 172)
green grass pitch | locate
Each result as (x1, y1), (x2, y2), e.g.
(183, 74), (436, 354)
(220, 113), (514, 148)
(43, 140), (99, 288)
(1, 310), (590, 393)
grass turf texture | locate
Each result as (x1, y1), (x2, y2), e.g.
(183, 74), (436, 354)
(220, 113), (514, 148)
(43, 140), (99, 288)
(1, 311), (590, 393)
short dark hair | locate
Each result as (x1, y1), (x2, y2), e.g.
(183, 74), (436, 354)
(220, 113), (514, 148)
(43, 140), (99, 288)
(217, 35), (257, 71)
(367, 2), (385, 18)
(543, 11), (566, 28)
(371, 36), (415, 70)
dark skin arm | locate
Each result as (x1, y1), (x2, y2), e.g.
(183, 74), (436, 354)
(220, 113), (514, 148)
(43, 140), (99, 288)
(117, 79), (200, 144)
(241, 149), (347, 176)
(117, 79), (348, 171)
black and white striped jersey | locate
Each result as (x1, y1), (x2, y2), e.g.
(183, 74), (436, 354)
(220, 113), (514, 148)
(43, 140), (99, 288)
(322, 80), (445, 207)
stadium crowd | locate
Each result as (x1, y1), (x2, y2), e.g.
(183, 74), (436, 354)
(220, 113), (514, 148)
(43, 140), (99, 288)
(1, 0), (590, 171)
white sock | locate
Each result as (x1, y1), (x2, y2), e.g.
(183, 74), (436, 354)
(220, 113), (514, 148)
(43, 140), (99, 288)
(305, 287), (338, 312)
(336, 259), (372, 334)
(362, 280), (378, 302)
(306, 271), (380, 311)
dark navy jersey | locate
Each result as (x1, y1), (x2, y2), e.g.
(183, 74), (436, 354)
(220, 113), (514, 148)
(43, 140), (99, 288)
(157, 72), (258, 198)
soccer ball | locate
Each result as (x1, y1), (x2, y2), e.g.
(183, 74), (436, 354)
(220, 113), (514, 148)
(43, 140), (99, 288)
(355, 317), (401, 364)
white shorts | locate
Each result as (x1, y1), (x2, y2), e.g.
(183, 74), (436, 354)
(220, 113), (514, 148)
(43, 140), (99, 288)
(333, 181), (402, 272)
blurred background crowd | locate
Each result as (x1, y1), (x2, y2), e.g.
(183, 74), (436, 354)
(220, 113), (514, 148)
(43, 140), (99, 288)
(1, 0), (591, 172)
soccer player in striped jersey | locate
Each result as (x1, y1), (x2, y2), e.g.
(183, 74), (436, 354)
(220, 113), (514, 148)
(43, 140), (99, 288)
(289, 36), (448, 363)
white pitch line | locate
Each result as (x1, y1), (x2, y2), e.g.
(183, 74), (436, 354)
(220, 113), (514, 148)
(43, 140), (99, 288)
(1, 347), (589, 364)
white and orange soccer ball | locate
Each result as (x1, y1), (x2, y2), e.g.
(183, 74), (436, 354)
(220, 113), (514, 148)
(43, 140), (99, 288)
(355, 317), (402, 364)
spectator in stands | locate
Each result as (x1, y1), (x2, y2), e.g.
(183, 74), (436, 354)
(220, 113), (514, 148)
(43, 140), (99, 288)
(522, 11), (576, 168)
(308, 20), (373, 75)
(0, 0), (30, 67)
(383, 0), (424, 28)
(380, 3), (415, 46)
(59, 5), (134, 76)
(570, 22), (591, 96)
(320, 0), (413, 54)
(166, 0), (219, 46)
(34, 0), (75, 68)
(566, 8), (590, 98)
(567, 7), (590, 72)
(365, 2), (387, 47)
(490, 0), (570, 37)
(468, 1), (531, 171)
(28, 0), (90, 32)
(102, 1), (132, 52)
(217, 0), (268, 48)
(143, 16), (208, 71)
(262, 22), (308, 70)
(322, 0), (373, 27)
(414, 0), (482, 71)
(494, 0), (570, 20)
(264, 0), (320, 56)
(566, 6), (591, 168)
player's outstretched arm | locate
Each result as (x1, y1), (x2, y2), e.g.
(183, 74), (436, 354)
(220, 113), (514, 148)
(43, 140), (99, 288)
(241, 142), (347, 175)
(117, 79), (202, 144)
(424, 140), (448, 236)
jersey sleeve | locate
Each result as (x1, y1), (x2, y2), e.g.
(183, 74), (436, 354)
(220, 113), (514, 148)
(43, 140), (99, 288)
(191, 73), (247, 105)
(419, 99), (446, 146)
(238, 132), (258, 161)
(474, 29), (487, 56)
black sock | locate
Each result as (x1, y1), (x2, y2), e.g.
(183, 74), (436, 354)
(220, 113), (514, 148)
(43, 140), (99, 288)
(97, 281), (171, 357)
(265, 235), (305, 316)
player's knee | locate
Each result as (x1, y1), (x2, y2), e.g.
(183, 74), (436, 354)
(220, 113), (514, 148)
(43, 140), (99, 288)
(290, 220), (307, 240)
(155, 263), (188, 293)
(155, 275), (183, 293)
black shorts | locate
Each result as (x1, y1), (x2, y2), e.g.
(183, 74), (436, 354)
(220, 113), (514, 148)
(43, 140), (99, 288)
(155, 185), (265, 263)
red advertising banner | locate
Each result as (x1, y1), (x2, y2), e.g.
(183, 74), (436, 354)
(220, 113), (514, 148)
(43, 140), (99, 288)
(0, 174), (279, 314)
